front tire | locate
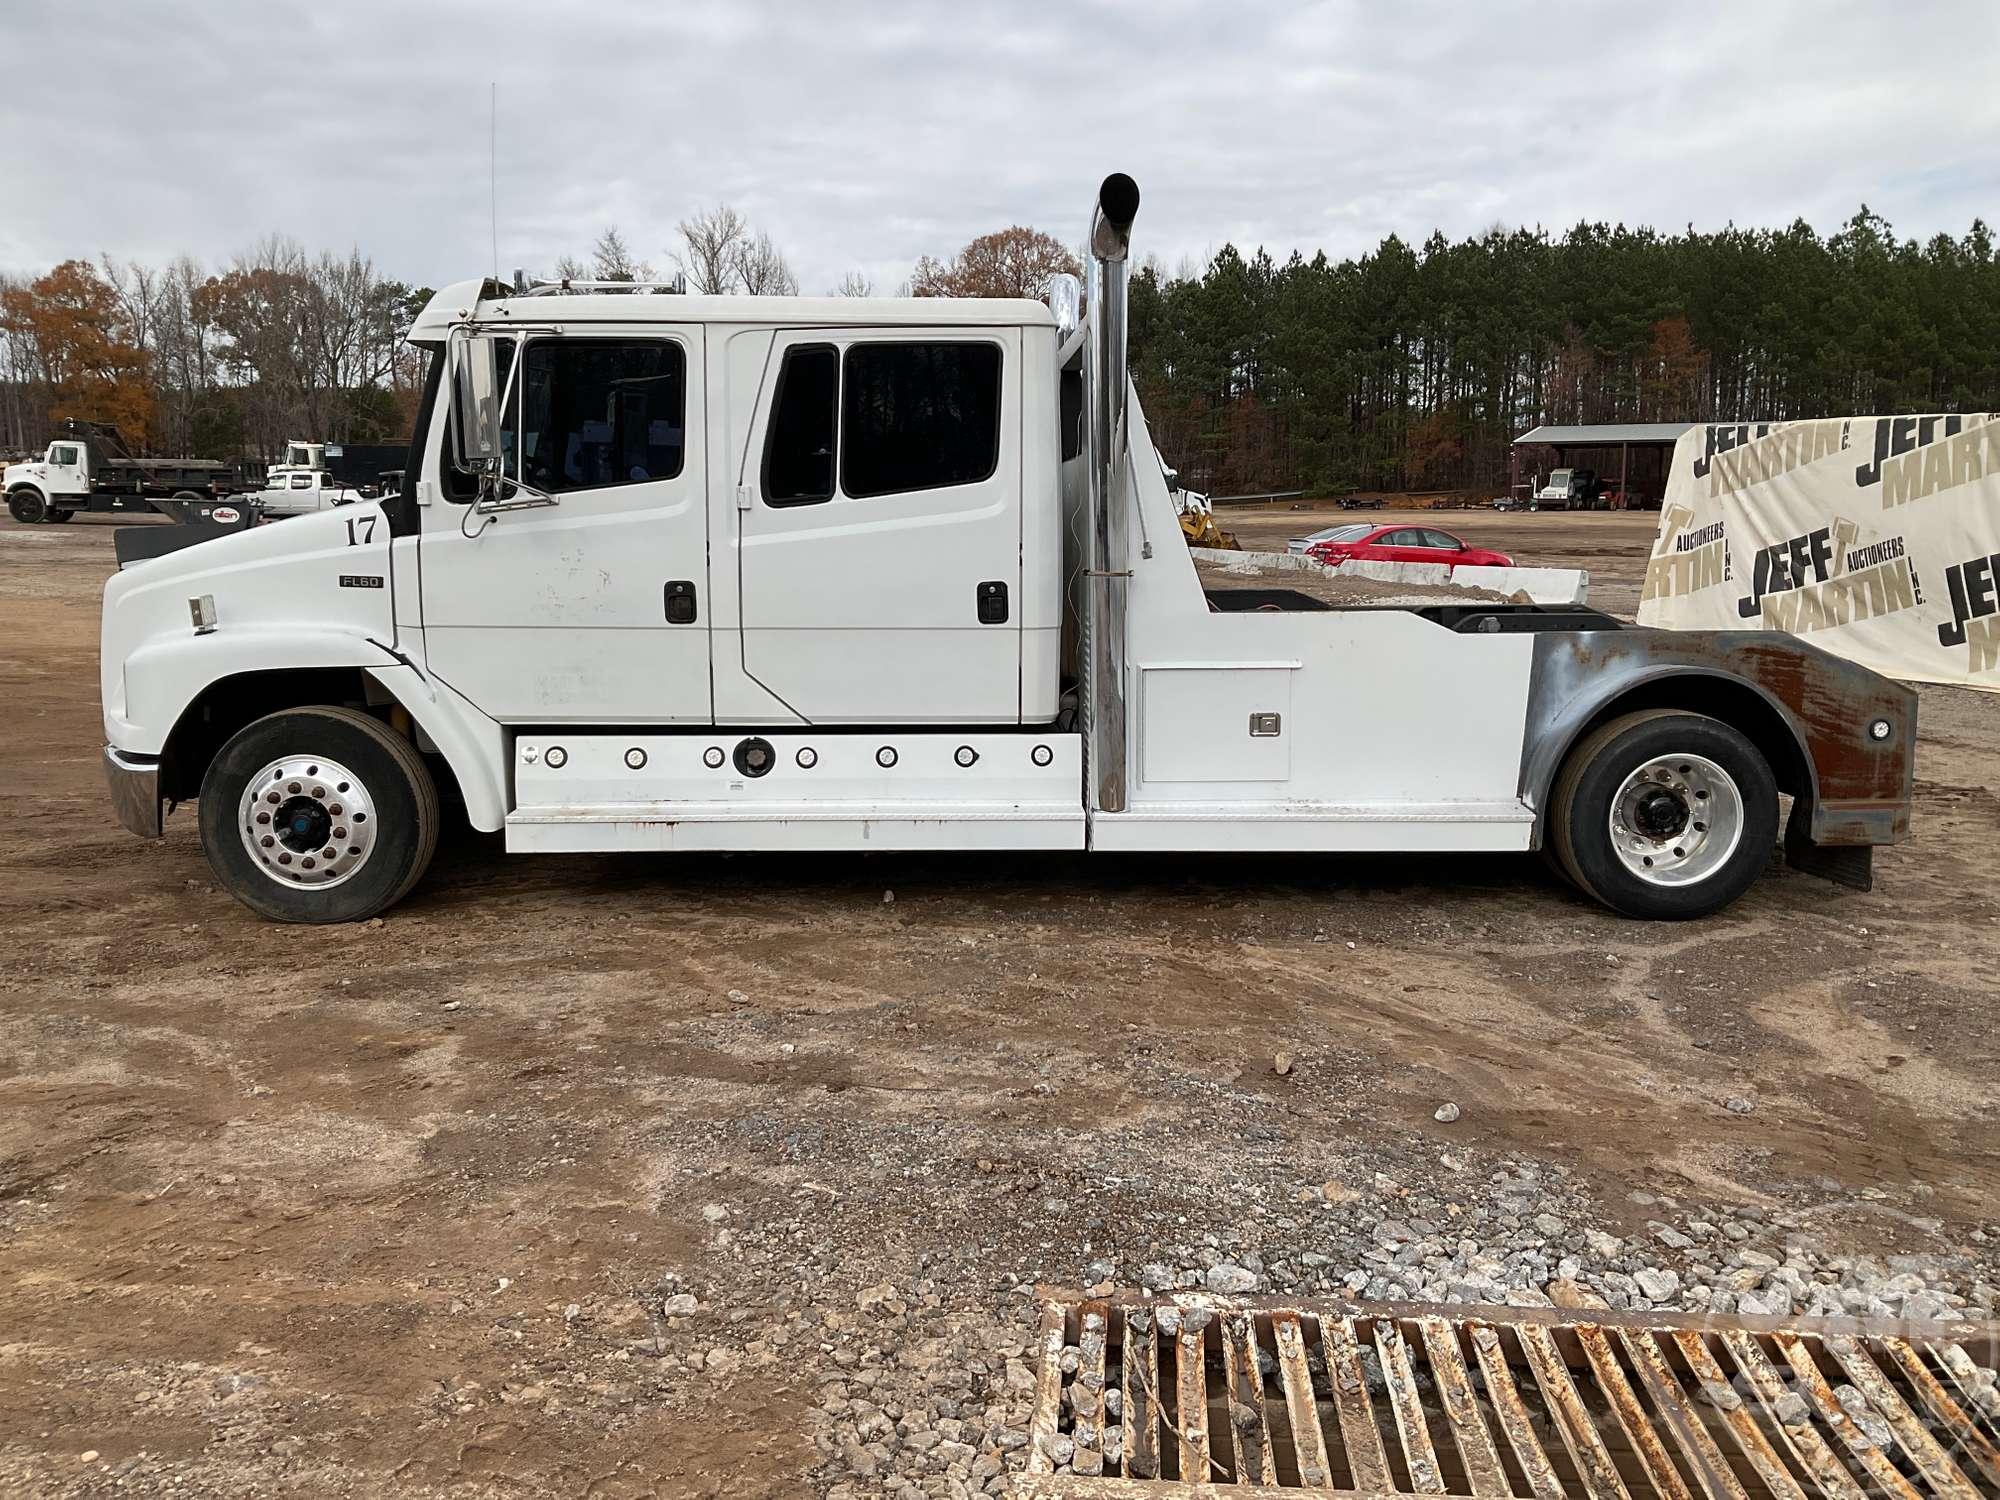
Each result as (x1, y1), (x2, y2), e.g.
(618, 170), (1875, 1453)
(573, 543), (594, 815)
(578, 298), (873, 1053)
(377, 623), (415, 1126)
(199, 706), (440, 923)
(1548, 710), (1777, 919)
(7, 489), (48, 523)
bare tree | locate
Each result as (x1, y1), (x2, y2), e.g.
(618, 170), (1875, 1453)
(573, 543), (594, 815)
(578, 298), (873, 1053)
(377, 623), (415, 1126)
(735, 231), (798, 296)
(591, 227), (654, 286)
(674, 205), (749, 295)
(831, 271), (874, 297)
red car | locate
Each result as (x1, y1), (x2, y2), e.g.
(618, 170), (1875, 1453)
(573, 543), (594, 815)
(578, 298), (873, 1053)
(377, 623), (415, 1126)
(1305, 523), (1514, 570)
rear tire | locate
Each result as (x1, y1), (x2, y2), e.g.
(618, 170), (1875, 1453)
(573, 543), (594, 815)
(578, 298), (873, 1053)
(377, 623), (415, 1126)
(199, 706), (440, 924)
(7, 489), (48, 523)
(1547, 710), (1777, 919)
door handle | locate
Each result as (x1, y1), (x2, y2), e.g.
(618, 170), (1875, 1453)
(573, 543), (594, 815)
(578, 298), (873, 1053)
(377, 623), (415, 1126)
(664, 580), (698, 624)
(977, 580), (1009, 624)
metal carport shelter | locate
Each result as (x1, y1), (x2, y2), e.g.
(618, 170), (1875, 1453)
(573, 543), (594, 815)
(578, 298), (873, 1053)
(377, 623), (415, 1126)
(1511, 422), (1695, 507)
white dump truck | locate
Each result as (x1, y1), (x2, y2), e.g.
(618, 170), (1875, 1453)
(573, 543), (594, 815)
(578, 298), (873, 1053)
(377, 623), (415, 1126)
(6, 424), (250, 523)
(98, 176), (1913, 924)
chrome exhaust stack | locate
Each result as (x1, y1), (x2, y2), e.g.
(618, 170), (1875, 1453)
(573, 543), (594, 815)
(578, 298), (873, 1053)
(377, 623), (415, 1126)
(1084, 173), (1139, 814)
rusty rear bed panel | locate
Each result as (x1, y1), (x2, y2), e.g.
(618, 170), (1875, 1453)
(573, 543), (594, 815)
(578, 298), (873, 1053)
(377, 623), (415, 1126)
(1521, 630), (1916, 850)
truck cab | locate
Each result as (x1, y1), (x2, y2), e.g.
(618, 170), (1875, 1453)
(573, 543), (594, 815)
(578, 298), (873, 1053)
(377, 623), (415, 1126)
(5, 440), (91, 522)
(96, 176), (1916, 926)
(1533, 467), (1600, 510)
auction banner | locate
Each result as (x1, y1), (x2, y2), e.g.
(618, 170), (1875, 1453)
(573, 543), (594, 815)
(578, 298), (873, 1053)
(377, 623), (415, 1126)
(1636, 415), (2000, 690)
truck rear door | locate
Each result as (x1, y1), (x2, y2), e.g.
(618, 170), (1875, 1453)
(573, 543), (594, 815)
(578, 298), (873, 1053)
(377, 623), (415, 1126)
(722, 328), (1022, 724)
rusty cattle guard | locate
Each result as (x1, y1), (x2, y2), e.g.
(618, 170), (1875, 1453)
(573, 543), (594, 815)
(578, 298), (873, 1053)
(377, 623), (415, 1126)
(1016, 1287), (1999, 1498)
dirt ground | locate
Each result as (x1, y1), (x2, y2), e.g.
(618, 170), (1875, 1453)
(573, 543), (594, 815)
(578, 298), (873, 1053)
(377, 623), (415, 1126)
(1, 508), (1995, 1497)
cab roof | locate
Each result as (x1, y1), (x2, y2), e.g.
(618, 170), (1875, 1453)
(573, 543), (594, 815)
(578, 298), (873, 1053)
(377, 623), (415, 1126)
(408, 278), (1056, 342)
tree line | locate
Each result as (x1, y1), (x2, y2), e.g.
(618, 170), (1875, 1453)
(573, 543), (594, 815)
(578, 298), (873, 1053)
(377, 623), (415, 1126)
(1128, 208), (2000, 497)
(7, 205), (1989, 491)
(0, 242), (428, 462)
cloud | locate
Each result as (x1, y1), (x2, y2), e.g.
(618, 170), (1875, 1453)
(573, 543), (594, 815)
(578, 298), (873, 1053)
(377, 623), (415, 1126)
(2, 0), (1994, 296)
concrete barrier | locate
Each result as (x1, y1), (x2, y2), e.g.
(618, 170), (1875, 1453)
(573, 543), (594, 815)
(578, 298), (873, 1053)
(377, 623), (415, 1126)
(1191, 548), (1589, 605)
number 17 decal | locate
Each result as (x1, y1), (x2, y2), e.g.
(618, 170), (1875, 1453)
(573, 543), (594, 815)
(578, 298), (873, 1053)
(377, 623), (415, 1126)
(344, 514), (377, 546)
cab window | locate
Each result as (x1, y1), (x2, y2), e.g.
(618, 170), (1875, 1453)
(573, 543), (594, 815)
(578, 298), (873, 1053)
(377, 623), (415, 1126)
(763, 344), (838, 505)
(508, 338), (684, 495)
(51, 444), (79, 465)
(290, 474), (311, 489)
(841, 342), (1000, 499)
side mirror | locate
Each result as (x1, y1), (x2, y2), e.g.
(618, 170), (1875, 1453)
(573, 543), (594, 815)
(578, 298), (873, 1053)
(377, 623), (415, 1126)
(453, 332), (504, 464)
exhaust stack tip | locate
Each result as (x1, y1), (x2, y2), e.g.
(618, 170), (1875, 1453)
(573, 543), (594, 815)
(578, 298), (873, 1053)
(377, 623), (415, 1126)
(1092, 174), (1141, 260)
(1097, 173), (1140, 230)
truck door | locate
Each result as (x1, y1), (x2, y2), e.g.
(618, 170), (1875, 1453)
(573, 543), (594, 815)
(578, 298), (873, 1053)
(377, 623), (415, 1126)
(725, 329), (1021, 724)
(46, 442), (87, 501)
(419, 325), (711, 724)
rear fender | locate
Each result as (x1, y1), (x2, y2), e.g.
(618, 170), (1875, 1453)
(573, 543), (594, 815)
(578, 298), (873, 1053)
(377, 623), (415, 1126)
(1521, 628), (1915, 849)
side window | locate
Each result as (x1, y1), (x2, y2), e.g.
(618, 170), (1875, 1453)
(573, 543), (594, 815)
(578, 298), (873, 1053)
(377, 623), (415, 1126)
(509, 338), (682, 496)
(290, 474), (311, 489)
(1059, 364), (1084, 462)
(1422, 530), (1462, 550)
(762, 344), (838, 505)
(51, 444), (78, 465)
(841, 341), (1001, 499)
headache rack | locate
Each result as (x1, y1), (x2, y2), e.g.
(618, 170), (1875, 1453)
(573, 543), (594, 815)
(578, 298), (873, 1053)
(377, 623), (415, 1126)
(1016, 1288), (2000, 1499)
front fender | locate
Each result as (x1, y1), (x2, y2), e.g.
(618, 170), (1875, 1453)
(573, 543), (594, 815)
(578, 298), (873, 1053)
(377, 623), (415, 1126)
(111, 627), (400, 751)
(365, 664), (508, 832)
(110, 630), (509, 835)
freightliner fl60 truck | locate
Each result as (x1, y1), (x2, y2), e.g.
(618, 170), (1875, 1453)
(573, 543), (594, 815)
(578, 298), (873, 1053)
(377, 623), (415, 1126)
(97, 176), (1914, 924)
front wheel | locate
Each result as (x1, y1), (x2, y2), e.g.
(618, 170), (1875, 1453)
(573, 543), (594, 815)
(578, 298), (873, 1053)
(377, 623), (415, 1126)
(7, 489), (48, 523)
(1547, 710), (1777, 919)
(199, 706), (440, 923)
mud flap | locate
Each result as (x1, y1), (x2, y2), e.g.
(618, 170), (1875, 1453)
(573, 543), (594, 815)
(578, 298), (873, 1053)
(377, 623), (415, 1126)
(1785, 802), (1874, 891)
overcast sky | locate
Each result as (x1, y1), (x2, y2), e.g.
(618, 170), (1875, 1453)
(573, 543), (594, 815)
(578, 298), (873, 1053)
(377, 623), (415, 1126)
(4, 0), (1996, 298)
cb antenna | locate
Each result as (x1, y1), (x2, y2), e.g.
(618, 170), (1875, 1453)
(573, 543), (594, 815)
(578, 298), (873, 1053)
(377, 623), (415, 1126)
(489, 81), (499, 282)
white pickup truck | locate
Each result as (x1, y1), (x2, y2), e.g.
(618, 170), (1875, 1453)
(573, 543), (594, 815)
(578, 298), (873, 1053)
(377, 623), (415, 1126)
(251, 445), (372, 518)
(97, 176), (1914, 924)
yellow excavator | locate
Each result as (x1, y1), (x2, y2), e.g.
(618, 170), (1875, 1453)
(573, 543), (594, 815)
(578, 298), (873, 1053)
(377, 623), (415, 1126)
(1165, 466), (1239, 549)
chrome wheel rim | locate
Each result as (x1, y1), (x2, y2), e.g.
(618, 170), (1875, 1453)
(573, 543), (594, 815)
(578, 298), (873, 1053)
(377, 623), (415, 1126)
(238, 754), (378, 889)
(1608, 752), (1743, 888)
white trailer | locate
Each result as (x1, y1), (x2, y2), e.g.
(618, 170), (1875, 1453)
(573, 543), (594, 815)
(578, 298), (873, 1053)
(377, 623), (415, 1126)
(98, 177), (1914, 924)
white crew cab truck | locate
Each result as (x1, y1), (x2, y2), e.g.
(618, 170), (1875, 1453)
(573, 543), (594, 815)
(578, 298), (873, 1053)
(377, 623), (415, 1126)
(99, 176), (1914, 924)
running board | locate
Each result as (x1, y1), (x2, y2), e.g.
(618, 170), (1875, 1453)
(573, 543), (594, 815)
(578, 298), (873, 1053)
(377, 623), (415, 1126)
(1090, 802), (1535, 853)
(1016, 1287), (2000, 1496)
(508, 731), (1084, 852)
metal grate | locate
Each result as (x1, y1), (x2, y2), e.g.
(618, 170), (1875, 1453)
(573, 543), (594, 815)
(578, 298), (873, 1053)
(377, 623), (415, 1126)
(1015, 1288), (2000, 1498)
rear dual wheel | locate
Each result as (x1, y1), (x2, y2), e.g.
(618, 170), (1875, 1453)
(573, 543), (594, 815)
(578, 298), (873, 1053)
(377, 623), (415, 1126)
(199, 706), (439, 923)
(1547, 710), (1777, 919)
